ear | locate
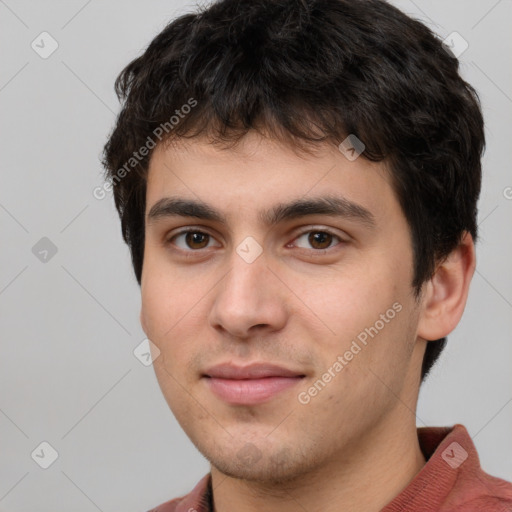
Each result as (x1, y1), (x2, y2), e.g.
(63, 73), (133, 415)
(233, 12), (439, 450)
(417, 231), (476, 341)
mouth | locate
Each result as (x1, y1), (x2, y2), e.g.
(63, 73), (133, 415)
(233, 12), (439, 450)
(202, 363), (306, 405)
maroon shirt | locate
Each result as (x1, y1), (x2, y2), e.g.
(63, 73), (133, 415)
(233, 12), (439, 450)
(146, 424), (512, 511)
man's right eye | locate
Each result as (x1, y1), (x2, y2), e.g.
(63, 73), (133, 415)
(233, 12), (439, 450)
(166, 229), (220, 252)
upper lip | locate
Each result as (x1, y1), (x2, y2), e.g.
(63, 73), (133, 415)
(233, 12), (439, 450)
(203, 363), (305, 379)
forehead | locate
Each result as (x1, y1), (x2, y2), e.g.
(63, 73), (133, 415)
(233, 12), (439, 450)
(145, 133), (397, 226)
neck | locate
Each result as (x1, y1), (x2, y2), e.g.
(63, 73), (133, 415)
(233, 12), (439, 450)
(210, 412), (426, 512)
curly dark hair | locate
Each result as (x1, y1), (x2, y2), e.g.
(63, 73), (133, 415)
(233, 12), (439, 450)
(102, 0), (485, 383)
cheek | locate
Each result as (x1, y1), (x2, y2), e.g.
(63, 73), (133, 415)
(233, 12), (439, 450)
(296, 264), (413, 374)
(140, 268), (210, 376)
(140, 280), (167, 341)
(298, 269), (396, 338)
(140, 268), (186, 345)
(141, 247), (211, 326)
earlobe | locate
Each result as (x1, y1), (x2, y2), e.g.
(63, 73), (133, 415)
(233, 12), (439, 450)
(417, 232), (476, 341)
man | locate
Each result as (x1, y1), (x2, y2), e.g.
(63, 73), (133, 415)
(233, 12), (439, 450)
(102, 0), (512, 510)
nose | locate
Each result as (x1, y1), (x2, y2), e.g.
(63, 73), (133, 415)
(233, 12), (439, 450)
(208, 246), (288, 340)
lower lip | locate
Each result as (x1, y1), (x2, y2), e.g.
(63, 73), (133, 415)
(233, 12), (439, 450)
(204, 376), (304, 405)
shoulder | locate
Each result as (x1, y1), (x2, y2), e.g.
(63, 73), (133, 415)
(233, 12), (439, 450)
(443, 425), (512, 511)
(445, 466), (512, 511)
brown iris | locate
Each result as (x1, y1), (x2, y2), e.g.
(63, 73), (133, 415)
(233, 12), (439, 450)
(185, 232), (210, 249)
(307, 231), (333, 250)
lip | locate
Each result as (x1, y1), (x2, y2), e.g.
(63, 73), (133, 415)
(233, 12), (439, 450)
(204, 362), (304, 379)
(203, 363), (305, 405)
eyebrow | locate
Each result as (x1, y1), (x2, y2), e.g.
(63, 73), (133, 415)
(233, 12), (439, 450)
(146, 195), (376, 228)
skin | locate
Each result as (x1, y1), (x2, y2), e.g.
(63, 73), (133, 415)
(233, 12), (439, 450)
(140, 131), (475, 512)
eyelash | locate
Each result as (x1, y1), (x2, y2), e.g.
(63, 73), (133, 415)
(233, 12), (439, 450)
(165, 227), (345, 256)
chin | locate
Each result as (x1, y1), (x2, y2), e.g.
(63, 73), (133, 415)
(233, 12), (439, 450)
(201, 441), (317, 485)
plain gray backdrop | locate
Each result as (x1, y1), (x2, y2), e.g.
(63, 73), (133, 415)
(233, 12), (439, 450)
(1, 0), (511, 510)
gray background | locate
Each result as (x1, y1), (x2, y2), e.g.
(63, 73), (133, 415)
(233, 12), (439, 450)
(1, 0), (511, 510)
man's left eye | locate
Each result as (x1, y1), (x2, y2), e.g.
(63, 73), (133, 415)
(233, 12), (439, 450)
(291, 230), (343, 251)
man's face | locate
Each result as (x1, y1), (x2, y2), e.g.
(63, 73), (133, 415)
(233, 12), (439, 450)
(140, 132), (426, 483)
